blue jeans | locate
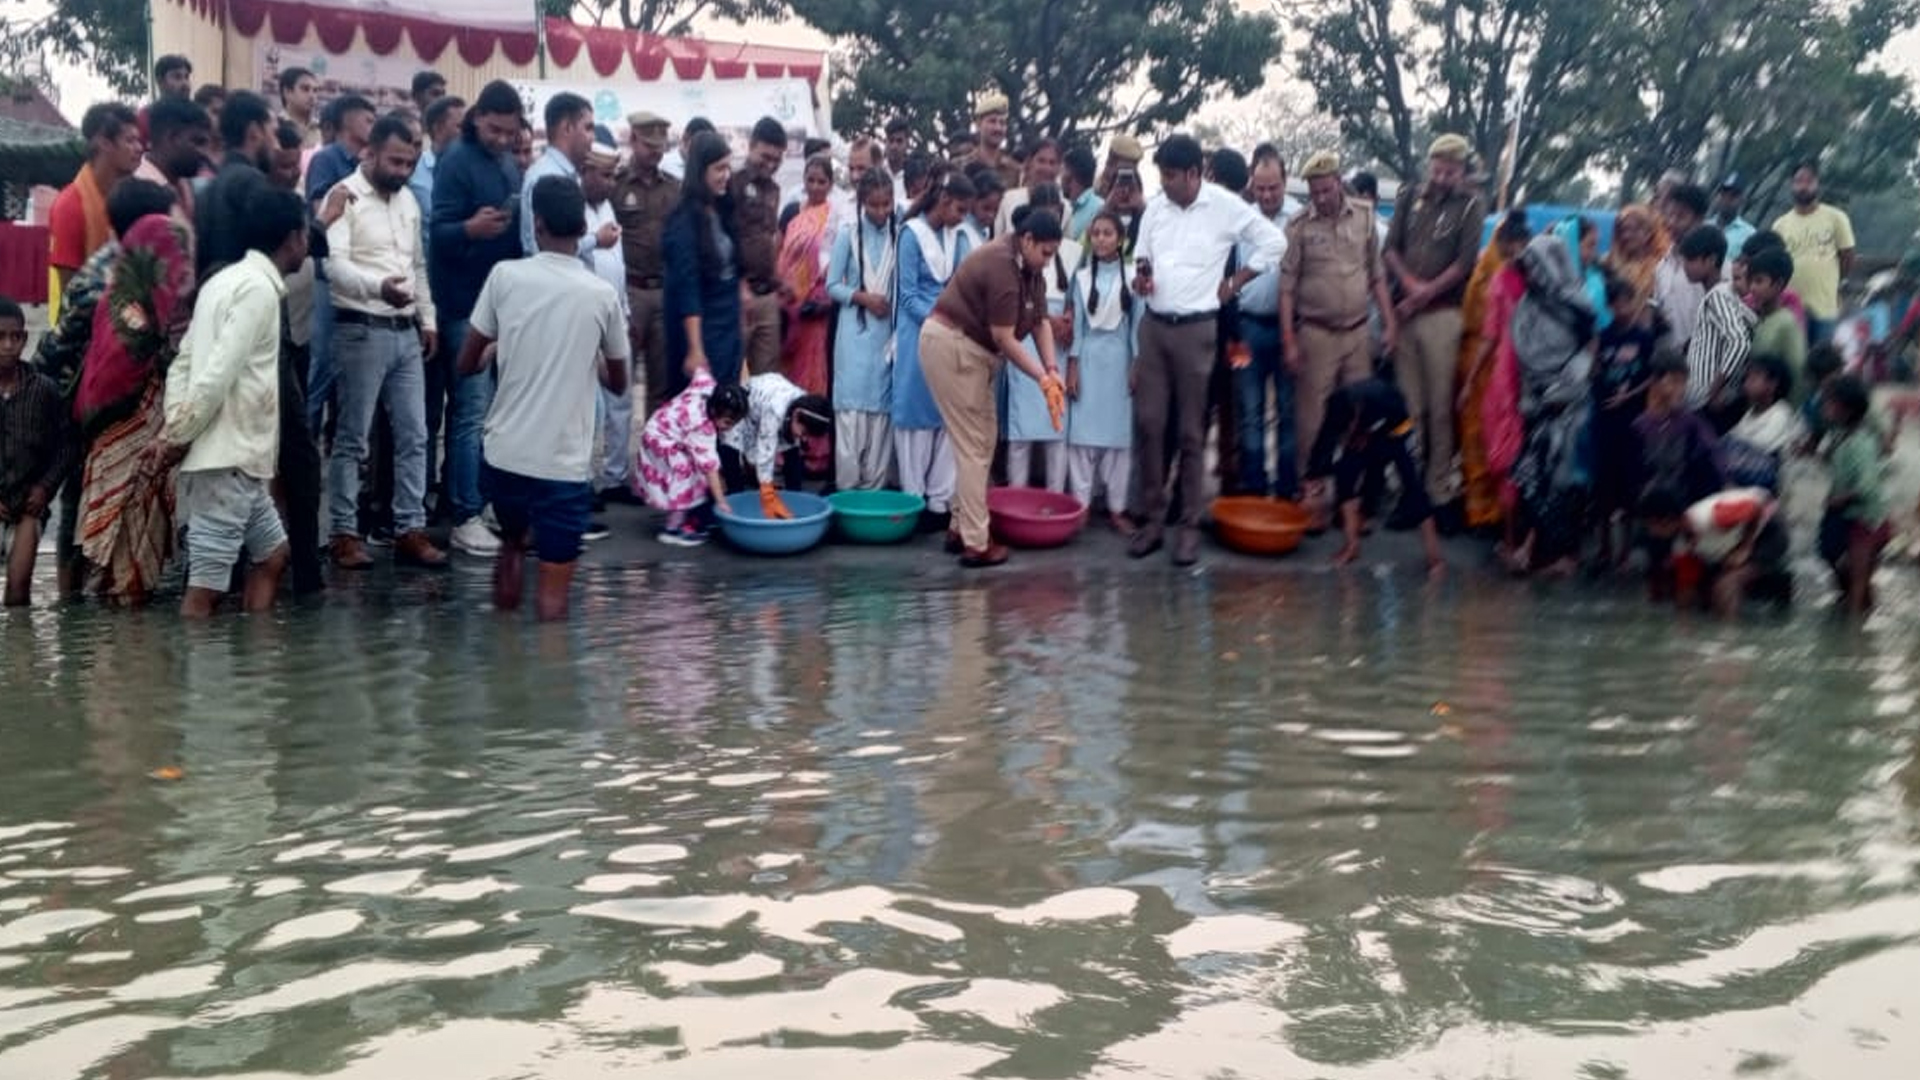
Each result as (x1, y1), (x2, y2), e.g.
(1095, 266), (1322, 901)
(1233, 316), (1298, 497)
(328, 321), (429, 536)
(308, 285), (336, 432)
(445, 318), (497, 523)
(1807, 317), (1836, 348)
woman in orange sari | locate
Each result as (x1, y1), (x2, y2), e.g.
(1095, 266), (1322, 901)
(1457, 232), (1513, 530)
(777, 154), (836, 397)
(1604, 204), (1666, 310)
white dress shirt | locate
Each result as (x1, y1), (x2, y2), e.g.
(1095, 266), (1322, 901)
(1134, 182), (1285, 317)
(164, 250), (286, 480)
(325, 169), (437, 333)
(584, 198), (630, 318)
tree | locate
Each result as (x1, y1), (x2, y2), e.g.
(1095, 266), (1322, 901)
(6, 0), (148, 97)
(548, 0), (786, 34)
(790, 0), (1280, 144)
(1192, 84), (1364, 171)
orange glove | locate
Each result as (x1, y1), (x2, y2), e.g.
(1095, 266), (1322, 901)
(1041, 372), (1067, 433)
(759, 482), (793, 520)
(1227, 340), (1253, 370)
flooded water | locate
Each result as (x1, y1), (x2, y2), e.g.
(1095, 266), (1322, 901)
(2, 560), (1919, 1079)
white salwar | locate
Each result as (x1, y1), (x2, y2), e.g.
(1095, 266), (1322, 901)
(894, 429), (955, 513)
(835, 409), (895, 491)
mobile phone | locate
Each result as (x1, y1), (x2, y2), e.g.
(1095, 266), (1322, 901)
(1135, 257), (1153, 278)
(497, 197), (516, 214)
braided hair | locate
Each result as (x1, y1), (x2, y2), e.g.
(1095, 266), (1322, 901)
(852, 165), (898, 331)
(1083, 208), (1133, 319)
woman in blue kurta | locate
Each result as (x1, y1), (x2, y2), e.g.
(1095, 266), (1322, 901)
(1067, 210), (1137, 531)
(892, 170), (976, 526)
(1004, 185), (1081, 491)
(826, 169), (900, 491)
(663, 132), (744, 394)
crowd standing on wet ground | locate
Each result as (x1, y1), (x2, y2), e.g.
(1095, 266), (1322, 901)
(0, 56), (1910, 620)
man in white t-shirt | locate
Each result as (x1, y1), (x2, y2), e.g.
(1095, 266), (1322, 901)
(456, 175), (631, 621)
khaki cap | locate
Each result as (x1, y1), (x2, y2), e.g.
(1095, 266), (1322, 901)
(627, 110), (670, 140)
(975, 91), (1009, 118)
(1109, 134), (1144, 163)
(1428, 133), (1471, 162)
(1300, 150), (1341, 179)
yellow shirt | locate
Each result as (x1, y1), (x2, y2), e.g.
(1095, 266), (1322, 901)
(1771, 203), (1854, 320)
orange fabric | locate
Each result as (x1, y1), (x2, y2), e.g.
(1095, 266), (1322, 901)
(47, 164), (111, 272)
(1604, 204), (1667, 309)
(1457, 242), (1506, 528)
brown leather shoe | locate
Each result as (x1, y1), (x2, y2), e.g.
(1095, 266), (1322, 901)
(394, 529), (450, 570)
(330, 533), (374, 570)
(959, 543), (1009, 568)
(1128, 527), (1163, 559)
(1172, 526), (1201, 567)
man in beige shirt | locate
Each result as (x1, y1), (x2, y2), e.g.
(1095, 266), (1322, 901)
(1281, 150), (1397, 486)
(322, 115), (447, 571)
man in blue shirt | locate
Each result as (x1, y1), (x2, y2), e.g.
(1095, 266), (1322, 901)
(521, 92), (598, 256)
(304, 93), (376, 431)
(430, 80), (525, 557)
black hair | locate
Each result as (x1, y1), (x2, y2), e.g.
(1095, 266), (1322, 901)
(678, 131), (739, 281)
(80, 102), (138, 144)
(1746, 246), (1794, 286)
(1250, 142), (1282, 168)
(1063, 145), (1096, 189)
(1743, 229), (1785, 256)
(1677, 224), (1728, 263)
(0, 295), (22, 326)
(273, 121), (302, 152)
(1211, 147), (1250, 194)
(885, 116), (912, 137)
(1807, 343), (1844, 380)
(367, 115), (418, 152)
(325, 94), (376, 129)
(1667, 183), (1710, 219)
(154, 55), (191, 83)
(1083, 209), (1133, 319)
(1026, 182), (1064, 214)
(708, 383), (749, 423)
(903, 151), (933, 187)
(107, 178), (176, 238)
(531, 174), (588, 241)
(1650, 346), (1690, 380)
(148, 97), (211, 145)
(1603, 271), (1635, 306)
(1794, 158), (1821, 178)
(803, 153), (834, 184)
(1014, 208), (1065, 246)
(751, 116), (789, 149)
(950, 131), (978, 154)
(1153, 134), (1204, 173)
(685, 116), (715, 138)
(1826, 373), (1869, 426)
(968, 168), (1005, 200)
(1576, 215), (1597, 239)
(803, 136), (832, 159)
(1495, 207), (1531, 245)
(1636, 484), (1688, 520)
(1350, 170), (1380, 201)
(787, 394), (833, 437)
(464, 80), (524, 141)
(218, 91), (273, 152)
(1025, 136), (1061, 160)
(544, 92), (592, 136)
(240, 187), (307, 256)
(192, 85), (226, 109)
(851, 168), (898, 332)
(423, 95), (465, 138)
(1746, 353), (1793, 404)
(278, 67), (313, 95)
(907, 165), (975, 221)
(412, 70), (447, 98)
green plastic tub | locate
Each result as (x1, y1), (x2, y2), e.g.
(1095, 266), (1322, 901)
(828, 489), (927, 544)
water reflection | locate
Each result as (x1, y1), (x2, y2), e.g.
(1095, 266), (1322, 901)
(1, 562), (1918, 1077)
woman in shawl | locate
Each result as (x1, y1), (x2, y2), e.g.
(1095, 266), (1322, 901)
(663, 131), (744, 393)
(893, 167), (977, 532)
(1506, 231), (1599, 576)
(777, 154), (835, 397)
(73, 214), (194, 604)
(1461, 211), (1533, 551)
(1003, 184), (1081, 492)
(1604, 204), (1666, 311)
(1555, 216), (1612, 335)
(825, 166), (899, 491)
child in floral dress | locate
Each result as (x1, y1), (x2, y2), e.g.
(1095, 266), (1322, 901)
(635, 367), (748, 546)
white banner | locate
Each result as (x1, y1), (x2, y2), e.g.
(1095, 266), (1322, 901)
(255, 41), (426, 117)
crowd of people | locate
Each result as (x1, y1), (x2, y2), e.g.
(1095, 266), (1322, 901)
(0, 54), (1895, 620)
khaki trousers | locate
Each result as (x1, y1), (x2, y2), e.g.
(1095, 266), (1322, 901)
(1295, 321), (1375, 476)
(1131, 315), (1217, 532)
(627, 285), (668, 415)
(1393, 306), (1464, 503)
(743, 290), (782, 376)
(920, 319), (1003, 552)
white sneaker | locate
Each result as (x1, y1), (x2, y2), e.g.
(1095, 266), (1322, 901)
(481, 504), (501, 532)
(451, 517), (501, 556)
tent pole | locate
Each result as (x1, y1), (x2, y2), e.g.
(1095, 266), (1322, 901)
(536, 1), (549, 78)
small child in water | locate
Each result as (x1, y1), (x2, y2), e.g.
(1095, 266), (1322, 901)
(1819, 375), (1889, 617)
(1303, 378), (1443, 575)
(636, 367), (748, 547)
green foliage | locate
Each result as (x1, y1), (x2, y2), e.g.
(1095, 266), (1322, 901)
(8, 0), (149, 97)
(559, 0), (786, 34)
(792, 0), (1280, 143)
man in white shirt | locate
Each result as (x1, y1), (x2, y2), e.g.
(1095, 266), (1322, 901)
(157, 186), (309, 618)
(581, 140), (636, 502)
(1129, 134), (1286, 566)
(457, 176), (631, 622)
(1654, 183), (1710, 352)
(321, 115), (448, 572)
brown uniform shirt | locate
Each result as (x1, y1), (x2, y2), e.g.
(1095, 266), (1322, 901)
(933, 235), (1047, 353)
(612, 165), (676, 284)
(729, 170), (781, 289)
(959, 149), (1024, 195)
(1280, 197), (1382, 328)
(1384, 182), (1483, 308)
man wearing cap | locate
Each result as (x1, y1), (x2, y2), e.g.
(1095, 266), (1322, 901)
(1100, 134), (1145, 197)
(1710, 173), (1756, 268)
(580, 139), (636, 503)
(960, 92), (1023, 193)
(1106, 165), (1148, 256)
(1129, 134), (1286, 566)
(1283, 150), (1398, 500)
(617, 112), (677, 417)
(732, 116), (790, 376)
(1383, 133), (1483, 528)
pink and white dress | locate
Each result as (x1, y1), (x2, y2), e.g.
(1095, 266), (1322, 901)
(635, 368), (721, 512)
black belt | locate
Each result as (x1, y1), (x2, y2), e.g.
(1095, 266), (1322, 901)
(1148, 309), (1215, 327)
(630, 276), (663, 290)
(1237, 311), (1280, 328)
(335, 310), (418, 332)
(1299, 316), (1370, 333)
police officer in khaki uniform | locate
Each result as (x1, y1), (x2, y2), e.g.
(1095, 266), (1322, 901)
(614, 110), (677, 417)
(959, 92), (1024, 193)
(1383, 133), (1483, 524)
(1098, 133), (1144, 198)
(1281, 150), (1399, 489)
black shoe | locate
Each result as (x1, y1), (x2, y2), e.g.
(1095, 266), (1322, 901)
(917, 509), (951, 535)
(591, 492), (608, 514)
(1433, 500), (1466, 537)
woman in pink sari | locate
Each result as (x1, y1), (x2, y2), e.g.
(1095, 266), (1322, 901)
(777, 155), (835, 397)
(1457, 211), (1532, 558)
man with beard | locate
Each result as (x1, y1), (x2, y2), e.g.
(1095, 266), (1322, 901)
(885, 116), (913, 205)
(960, 93), (1022, 192)
(321, 115), (448, 571)
(133, 97), (212, 228)
(1772, 160), (1855, 346)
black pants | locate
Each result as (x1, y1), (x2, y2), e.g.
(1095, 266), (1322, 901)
(719, 444), (806, 495)
(279, 342), (324, 595)
(1335, 433), (1429, 521)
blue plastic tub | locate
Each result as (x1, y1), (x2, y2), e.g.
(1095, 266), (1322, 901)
(714, 491), (833, 555)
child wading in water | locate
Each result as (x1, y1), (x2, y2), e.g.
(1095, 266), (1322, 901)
(0, 296), (73, 607)
(1819, 375), (1889, 617)
(636, 369), (747, 546)
(1590, 273), (1657, 570)
(1304, 377), (1444, 576)
(1066, 210), (1135, 533)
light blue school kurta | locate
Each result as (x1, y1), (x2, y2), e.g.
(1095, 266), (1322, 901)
(892, 223), (970, 431)
(1067, 261), (1135, 450)
(827, 216), (895, 415)
(1005, 241), (1081, 442)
